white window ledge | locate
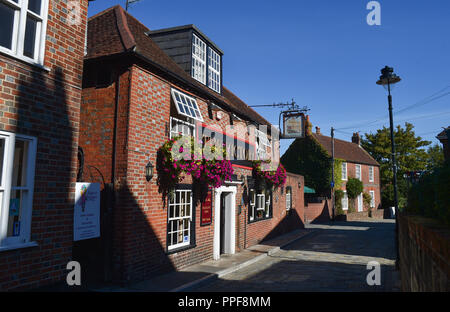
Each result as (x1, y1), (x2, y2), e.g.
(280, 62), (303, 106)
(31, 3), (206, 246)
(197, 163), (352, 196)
(0, 50), (50, 72)
(0, 241), (39, 252)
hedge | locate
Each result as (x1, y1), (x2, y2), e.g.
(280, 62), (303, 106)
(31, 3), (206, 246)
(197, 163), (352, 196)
(406, 160), (450, 227)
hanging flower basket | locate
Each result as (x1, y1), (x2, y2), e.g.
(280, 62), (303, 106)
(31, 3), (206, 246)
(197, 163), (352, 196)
(156, 136), (234, 201)
(252, 160), (287, 189)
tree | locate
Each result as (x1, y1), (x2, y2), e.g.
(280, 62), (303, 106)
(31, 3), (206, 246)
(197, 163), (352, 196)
(361, 122), (431, 209)
(346, 178), (363, 212)
(426, 144), (444, 171)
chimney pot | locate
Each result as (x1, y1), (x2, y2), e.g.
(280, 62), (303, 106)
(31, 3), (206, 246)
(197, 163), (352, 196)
(315, 126), (321, 134)
(352, 132), (361, 146)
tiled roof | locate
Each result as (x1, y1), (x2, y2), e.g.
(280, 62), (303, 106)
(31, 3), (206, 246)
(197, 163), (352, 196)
(311, 133), (379, 166)
(86, 5), (271, 126)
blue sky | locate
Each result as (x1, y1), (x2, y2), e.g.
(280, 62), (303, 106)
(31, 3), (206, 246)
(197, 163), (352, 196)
(87, 0), (450, 155)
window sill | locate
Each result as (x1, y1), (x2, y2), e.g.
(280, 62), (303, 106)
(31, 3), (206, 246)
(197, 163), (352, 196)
(248, 217), (272, 224)
(166, 243), (196, 255)
(0, 50), (50, 72)
(0, 241), (39, 252)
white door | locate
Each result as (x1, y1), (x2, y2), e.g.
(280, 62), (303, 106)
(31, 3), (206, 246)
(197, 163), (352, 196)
(213, 186), (236, 260)
(357, 193), (363, 212)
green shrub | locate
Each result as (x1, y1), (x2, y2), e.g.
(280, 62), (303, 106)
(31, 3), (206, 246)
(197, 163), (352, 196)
(346, 178), (363, 199)
(406, 160), (450, 227)
(346, 178), (363, 213)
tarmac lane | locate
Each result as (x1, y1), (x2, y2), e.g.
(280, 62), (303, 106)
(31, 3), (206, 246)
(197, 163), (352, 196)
(190, 220), (399, 292)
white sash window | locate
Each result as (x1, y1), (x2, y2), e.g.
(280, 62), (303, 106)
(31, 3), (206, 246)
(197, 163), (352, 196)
(0, 131), (37, 249)
(0, 0), (49, 65)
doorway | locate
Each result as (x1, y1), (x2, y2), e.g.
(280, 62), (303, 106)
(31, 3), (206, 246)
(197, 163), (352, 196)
(357, 193), (363, 212)
(213, 185), (236, 260)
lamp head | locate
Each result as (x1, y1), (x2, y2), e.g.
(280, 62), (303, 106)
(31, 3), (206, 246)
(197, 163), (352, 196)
(376, 66), (401, 88)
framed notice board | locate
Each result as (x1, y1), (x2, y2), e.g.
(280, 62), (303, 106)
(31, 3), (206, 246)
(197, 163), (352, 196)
(200, 188), (213, 226)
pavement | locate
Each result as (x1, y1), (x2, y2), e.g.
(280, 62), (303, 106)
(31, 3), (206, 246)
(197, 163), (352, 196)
(93, 228), (314, 292)
(191, 219), (400, 292)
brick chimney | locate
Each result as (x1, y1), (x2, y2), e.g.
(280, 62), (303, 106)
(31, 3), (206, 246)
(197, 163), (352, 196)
(306, 115), (312, 136)
(315, 126), (321, 135)
(352, 132), (361, 146)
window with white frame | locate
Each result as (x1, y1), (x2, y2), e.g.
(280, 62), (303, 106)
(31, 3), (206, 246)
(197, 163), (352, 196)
(0, 0), (48, 65)
(167, 187), (193, 251)
(169, 116), (195, 139)
(369, 190), (375, 208)
(369, 166), (374, 182)
(207, 47), (220, 93)
(248, 188), (272, 222)
(355, 164), (361, 180)
(171, 88), (203, 122)
(0, 131), (37, 248)
(285, 186), (292, 210)
(192, 34), (206, 84)
(342, 191), (348, 210)
(342, 162), (347, 180)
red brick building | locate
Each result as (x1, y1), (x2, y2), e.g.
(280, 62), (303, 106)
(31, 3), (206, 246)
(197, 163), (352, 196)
(312, 129), (381, 213)
(80, 5), (305, 284)
(0, 0), (89, 290)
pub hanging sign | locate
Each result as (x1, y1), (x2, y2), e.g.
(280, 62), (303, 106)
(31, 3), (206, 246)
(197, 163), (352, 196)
(282, 112), (305, 139)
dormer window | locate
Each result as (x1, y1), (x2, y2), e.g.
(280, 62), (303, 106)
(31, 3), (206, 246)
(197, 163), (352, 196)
(192, 34), (206, 84)
(148, 25), (223, 94)
(192, 34), (221, 93)
(208, 47), (221, 93)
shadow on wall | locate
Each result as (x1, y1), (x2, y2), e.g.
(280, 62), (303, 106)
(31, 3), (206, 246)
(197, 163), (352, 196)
(0, 67), (75, 291)
(71, 64), (178, 289)
(304, 197), (331, 224)
(260, 208), (305, 243)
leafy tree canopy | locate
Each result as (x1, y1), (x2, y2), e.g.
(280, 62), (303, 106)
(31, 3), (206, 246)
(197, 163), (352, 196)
(361, 122), (431, 208)
(426, 144), (444, 171)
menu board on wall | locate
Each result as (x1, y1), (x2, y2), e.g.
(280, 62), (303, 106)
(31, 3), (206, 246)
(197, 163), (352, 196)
(74, 182), (100, 241)
(200, 189), (212, 226)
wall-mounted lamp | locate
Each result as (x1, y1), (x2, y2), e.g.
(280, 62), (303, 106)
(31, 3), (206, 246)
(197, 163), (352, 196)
(145, 161), (154, 182)
(298, 182), (302, 189)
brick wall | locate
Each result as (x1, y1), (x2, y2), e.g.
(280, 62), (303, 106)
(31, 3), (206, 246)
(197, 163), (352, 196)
(245, 173), (305, 247)
(304, 198), (332, 223)
(0, 0), (89, 290)
(398, 214), (450, 291)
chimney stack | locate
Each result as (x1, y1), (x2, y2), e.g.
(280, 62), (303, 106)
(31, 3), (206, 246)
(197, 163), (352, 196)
(352, 132), (361, 146)
(306, 115), (312, 136)
(315, 126), (321, 135)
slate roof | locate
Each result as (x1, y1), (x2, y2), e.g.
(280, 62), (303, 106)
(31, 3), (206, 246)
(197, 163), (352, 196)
(311, 133), (379, 166)
(86, 5), (271, 126)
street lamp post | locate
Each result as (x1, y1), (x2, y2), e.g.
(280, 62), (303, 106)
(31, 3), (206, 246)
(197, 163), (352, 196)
(376, 66), (401, 269)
